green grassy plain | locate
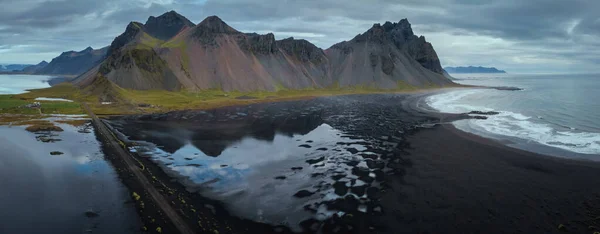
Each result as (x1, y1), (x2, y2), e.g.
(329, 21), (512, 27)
(0, 81), (455, 119)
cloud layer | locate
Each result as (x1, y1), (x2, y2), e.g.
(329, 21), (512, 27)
(1, 0), (598, 73)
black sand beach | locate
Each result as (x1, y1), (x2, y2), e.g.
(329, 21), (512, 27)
(379, 124), (600, 234)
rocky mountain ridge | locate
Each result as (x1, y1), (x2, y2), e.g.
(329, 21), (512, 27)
(75, 11), (453, 96)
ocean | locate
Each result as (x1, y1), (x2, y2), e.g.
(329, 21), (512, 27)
(427, 73), (600, 159)
(0, 74), (52, 94)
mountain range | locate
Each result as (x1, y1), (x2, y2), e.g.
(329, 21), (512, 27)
(0, 64), (32, 72)
(444, 66), (506, 73)
(36, 46), (108, 75)
(69, 11), (452, 95)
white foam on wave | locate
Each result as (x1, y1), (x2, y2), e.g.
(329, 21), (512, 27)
(427, 90), (600, 155)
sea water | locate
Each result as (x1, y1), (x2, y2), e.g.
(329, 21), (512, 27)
(0, 74), (52, 94)
(427, 73), (600, 159)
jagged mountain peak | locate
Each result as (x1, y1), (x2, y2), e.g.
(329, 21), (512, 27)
(145, 10), (195, 40)
(106, 21), (145, 56)
(196, 15), (239, 34)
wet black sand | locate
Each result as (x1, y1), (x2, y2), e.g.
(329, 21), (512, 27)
(102, 91), (600, 233)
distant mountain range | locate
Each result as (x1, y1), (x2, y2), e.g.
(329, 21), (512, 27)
(444, 66), (506, 73)
(22, 61), (48, 73)
(2, 46), (108, 76)
(72, 10), (451, 96)
(0, 64), (32, 72)
(36, 47), (108, 75)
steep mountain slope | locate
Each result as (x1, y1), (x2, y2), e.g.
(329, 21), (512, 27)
(326, 19), (450, 87)
(156, 16), (332, 91)
(76, 11), (196, 91)
(22, 61), (48, 73)
(77, 11), (452, 95)
(37, 47), (108, 75)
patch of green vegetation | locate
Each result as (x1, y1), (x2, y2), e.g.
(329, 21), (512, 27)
(55, 119), (89, 127)
(112, 82), (444, 113)
(132, 192), (141, 201)
(161, 38), (191, 74)
(139, 33), (164, 48)
(0, 84), (86, 115)
(24, 120), (64, 132)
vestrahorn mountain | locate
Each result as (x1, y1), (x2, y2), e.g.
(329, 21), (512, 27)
(75, 11), (452, 95)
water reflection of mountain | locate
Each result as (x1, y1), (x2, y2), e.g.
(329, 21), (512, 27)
(112, 109), (324, 157)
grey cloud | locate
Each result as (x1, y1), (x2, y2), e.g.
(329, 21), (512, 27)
(0, 0), (598, 73)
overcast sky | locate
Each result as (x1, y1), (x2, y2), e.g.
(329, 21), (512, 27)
(1, 0), (598, 73)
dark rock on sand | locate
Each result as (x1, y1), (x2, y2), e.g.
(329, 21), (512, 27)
(359, 175), (375, 184)
(291, 167), (303, 170)
(294, 190), (315, 198)
(345, 160), (360, 167)
(50, 151), (64, 155)
(328, 195), (360, 213)
(493, 86), (522, 91)
(299, 144), (312, 148)
(275, 176), (287, 180)
(299, 218), (321, 232)
(372, 169), (385, 181)
(84, 210), (99, 218)
(306, 156), (325, 164)
(352, 167), (370, 177)
(331, 174), (346, 181)
(351, 185), (368, 197)
(366, 187), (381, 200)
(346, 148), (360, 154)
(468, 111), (500, 115)
(333, 181), (349, 196)
(316, 147), (328, 151)
(366, 159), (385, 169)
